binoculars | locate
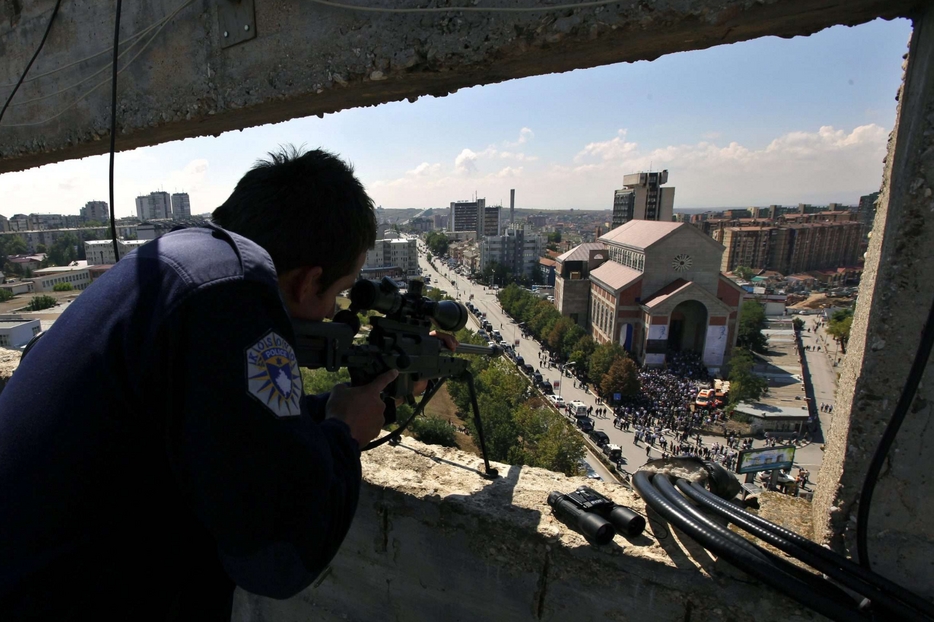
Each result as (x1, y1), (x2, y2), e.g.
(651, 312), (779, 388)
(547, 486), (646, 545)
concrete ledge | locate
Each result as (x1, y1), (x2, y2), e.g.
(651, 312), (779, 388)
(0, 0), (922, 172)
(233, 436), (822, 621)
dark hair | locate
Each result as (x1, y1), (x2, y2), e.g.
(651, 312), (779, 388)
(212, 146), (376, 291)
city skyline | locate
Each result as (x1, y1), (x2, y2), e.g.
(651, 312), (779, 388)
(0, 17), (910, 219)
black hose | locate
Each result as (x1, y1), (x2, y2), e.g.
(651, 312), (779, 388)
(678, 480), (932, 622)
(632, 472), (867, 622)
(857, 296), (934, 571)
(652, 475), (853, 603)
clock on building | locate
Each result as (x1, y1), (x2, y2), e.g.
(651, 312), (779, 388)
(672, 254), (693, 272)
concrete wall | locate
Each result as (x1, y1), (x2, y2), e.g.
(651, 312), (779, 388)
(812, 4), (934, 600)
(233, 437), (820, 622)
(0, 0), (922, 172)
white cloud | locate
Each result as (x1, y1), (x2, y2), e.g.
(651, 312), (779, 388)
(505, 127), (534, 147)
(368, 124), (889, 209)
(575, 129), (638, 163)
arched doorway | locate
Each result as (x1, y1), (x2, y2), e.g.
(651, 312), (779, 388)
(668, 300), (708, 353)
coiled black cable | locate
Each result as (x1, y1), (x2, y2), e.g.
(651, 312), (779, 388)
(632, 471), (867, 622)
(677, 480), (933, 622)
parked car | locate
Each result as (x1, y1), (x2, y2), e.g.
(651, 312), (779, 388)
(516, 356), (525, 367)
(589, 430), (610, 447)
(576, 417), (595, 432)
(522, 364), (535, 375)
(602, 443), (622, 462)
(548, 395), (565, 408)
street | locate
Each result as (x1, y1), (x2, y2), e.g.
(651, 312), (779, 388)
(416, 246), (824, 489)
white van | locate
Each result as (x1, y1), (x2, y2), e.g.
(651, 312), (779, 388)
(570, 400), (589, 416)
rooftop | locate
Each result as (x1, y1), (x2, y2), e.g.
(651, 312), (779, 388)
(598, 220), (683, 250)
(589, 261), (642, 292)
(555, 242), (603, 262)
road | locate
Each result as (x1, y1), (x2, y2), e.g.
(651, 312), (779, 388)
(416, 245), (823, 488)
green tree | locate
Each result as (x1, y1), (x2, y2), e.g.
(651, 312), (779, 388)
(26, 295), (57, 311)
(425, 231), (449, 256)
(588, 342), (628, 384)
(0, 289), (13, 302)
(547, 316), (575, 352)
(53, 282), (73, 291)
(409, 415), (458, 447)
(510, 403), (584, 476)
(826, 308), (854, 353)
(4, 235), (28, 256)
(547, 231), (562, 244)
(792, 317), (805, 332)
(35, 244), (47, 254)
(601, 358), (641, 400)
(737, 299), (768, 353)
(727, 348), (768, 406)
(48, 233), (81, 266)
(300, 366), (351, 396)
(734, 265), (755, 280)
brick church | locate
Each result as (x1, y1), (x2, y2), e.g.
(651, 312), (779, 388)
(554, 221), (744, 372)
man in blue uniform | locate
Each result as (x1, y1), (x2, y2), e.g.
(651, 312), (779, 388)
(0, 147), (399, 619)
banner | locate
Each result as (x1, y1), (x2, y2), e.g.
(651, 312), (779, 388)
(704, 324), (729, 367)
(735, 446), (796, 474)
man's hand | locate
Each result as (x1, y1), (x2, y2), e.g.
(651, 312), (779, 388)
(407, 331), (460, 399)
(326, 369), (399, 447)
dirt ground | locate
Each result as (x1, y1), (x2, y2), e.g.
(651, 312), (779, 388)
(787, 292), (854, 310)
(420, 384), (479, 455)
(0, 289), (79, 315)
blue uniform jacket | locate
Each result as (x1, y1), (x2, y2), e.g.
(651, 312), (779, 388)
(0, 225), (360, 619)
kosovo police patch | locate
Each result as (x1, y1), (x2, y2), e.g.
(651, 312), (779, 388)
(246, 331), (303, 417)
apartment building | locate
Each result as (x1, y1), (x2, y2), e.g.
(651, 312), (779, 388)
(717, 221), (861, 274)
(479, 224), (543, 278)
(611, 170), (675, 228)
(364, 238), (419, 276)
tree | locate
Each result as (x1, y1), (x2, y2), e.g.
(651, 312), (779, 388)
(0, 289), (13, 302)
(547, 231), (562, 244)
(826, 308), (854, 353)
(734, 265), (755, 280)
(48, 233), (81, 266)
(425, 231), (449, 256)
(727, 348), (768, 406)
(600, 358), (641, 400)
(792, 317), (805, 332)
(53, 282), (73, 291)
(737, 299), (768, 353)
(409, 415), (458, 447)
(588, 342), (627, 384)
(26, 295), (57, 311)
(300, 366), (351, 396)
(35, 244), (47, 254)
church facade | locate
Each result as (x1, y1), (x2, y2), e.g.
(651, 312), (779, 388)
(555, 221), (744, 372)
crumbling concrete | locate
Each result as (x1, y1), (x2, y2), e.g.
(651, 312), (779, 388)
(233, 437), (823, 622)
(812, 2), (934, 601)
(0, 0), (923, 173)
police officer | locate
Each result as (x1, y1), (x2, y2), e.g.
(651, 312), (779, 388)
(0, 147), (415, 619)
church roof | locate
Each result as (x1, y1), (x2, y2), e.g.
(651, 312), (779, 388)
(556, 242), (604, 262)
(640, 279), (691, 308)
(590, 261), (642, 292)
(598, 221), (684, 250)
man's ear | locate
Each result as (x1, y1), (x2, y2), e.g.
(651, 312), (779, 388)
(296, 266), (324, 304)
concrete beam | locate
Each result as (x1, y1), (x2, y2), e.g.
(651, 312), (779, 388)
(0, 0), (924, 173)
(812, 2), (934, 600)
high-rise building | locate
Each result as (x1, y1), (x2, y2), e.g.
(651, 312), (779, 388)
(80, 201), (109, 222)
(611, 170), (675, 228)
(481, 204), (501, 237)
(171, 193), (191, 220)
(509, 189), (515, 225)
(717, 222), (861, 274)
(449, 198), (484, 233)
(135, 191), (172, 221)
(479, 224), (543, 277)
(364, 238), (419, 276)
(857, 192), (880, 238)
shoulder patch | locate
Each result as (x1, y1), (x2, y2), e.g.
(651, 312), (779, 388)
(246, 331), (303, 417)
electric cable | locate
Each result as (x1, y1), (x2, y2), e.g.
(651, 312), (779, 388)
(677, 480), (932, 622)
(0, 0), (64, 126)
(108, 0), (123, 263)
(632, 471), (867, 622)
(0, 0), (185, 128)
(6, 0), (196, 108)
(857, 295), (934, 571)
(308, 0), (623, 14)
(0, 0), (194, 90)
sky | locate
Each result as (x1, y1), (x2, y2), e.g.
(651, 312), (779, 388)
(0, 17), (912, 218)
